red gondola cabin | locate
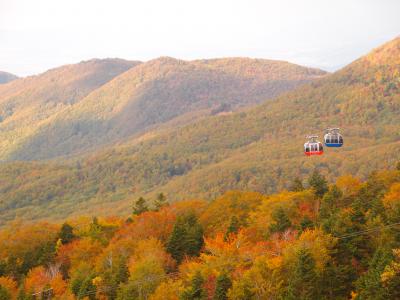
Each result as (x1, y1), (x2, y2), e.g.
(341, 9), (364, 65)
(304, 136), (323, 156)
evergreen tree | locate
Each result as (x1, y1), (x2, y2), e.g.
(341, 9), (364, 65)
(319, 260), (349, 299)
(77, 275), (96, 300)
(355, 247), (393, 300)
(184, 214), (204, 258)
(299, 216), (314, 233)
(0, 286), (11, 300)
(132, 197), (148, 215)
(224, 216), (240, 240)
(104, 257), (129, 300)
(16, 287), (34, 300)
(167, 214), (204, 263)
(167, 218), (187, 263)
(0, 261), (5, 277)
(213, 273), (232, 300)
(154, 193), (168, 210)
(269, 207), (291, 234)
(181, 271), (206, 300)
(115, 258), (129, 284)
(17, 288), (27, 300)
(290, 177), (304, 192)
(381, 250), (400, 298)
(285, 248), (319, 300)
(58, 222), (75, 244)
(71, 276), (83, 297)
(320, 185), (342, 220)
(71, 266), (96, 300)
(87, 216), (105, 242)
(308, 170), (328, 198)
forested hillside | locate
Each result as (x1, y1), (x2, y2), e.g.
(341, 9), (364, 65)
(0, 59), (139, 160)
(0, 37), (398, 225)
(0, 71), (18, 84)
(4, 57), (325, 161)
(1, 165), (400, 299)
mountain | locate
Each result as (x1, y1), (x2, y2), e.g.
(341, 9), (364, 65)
(0, 37), (399, 224)
(0, 59), (140, 160)
(3, 57), (326, 161)
(0, 71), (18, 84)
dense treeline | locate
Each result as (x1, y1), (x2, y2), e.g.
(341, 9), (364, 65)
(1, 164), (400, 299)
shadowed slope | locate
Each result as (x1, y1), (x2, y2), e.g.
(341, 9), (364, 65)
(0, 59), (140, 159)
(0, 71), (18, 84)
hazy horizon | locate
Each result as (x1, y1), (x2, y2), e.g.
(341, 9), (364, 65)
(1, 0), (399, 76)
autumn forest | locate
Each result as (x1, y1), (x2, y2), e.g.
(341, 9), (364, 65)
(1, 165), (400, 299)
(0, 23), (399, 300)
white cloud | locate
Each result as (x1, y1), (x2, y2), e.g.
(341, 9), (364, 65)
(0, 0), (399, 75)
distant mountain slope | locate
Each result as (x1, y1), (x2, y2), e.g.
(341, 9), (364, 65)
(0, 37), (398, 224)
(5, 57), (326, 160)
(0, 71), (18, 84)
(0, 59), (139, 159)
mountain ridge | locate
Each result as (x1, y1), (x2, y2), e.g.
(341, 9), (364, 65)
(0, 71), (18, 84)
(0, 58), (140, 159)
(3, 57), (326, 161)
(0, 37), (399, 224)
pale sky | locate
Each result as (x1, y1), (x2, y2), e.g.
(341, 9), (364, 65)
(1, 0), (399, 76)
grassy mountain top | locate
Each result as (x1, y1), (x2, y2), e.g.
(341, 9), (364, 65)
(0, 71), (18, 84)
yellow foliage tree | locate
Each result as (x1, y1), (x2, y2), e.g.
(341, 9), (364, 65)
(149, 279), (184, 300)
(283, 229), (337, 273)
(0, 276), (18, 298)
(336, 175), (362, 196)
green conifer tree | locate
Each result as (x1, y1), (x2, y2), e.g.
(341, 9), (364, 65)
(269, 207), (291, 234)
(355, 247), (393, 300)
(132, 197), (148, 215)
(167, 218), (187, 263)
(308, 170), (328, 198)
(78, 275), (96, 300)
(154, 193), (168, 211)
(104, 257), (129, 300)
(59, 222), (75, 244)
(167, 214), (204, 264)
(0, 286), (11, 300)
(185, 214), (204, 258)
(320, 185), (342, 220)
(285, 248), (319, 300)
(290, 177), (304, 192)
(299, 216), (314, 233)
(224, 216), (240, 240)
(181, 271), (206, 300)
(213, 273), (232, 300)
(17, 288), (27, 300)
(319, 260), (349, 299)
